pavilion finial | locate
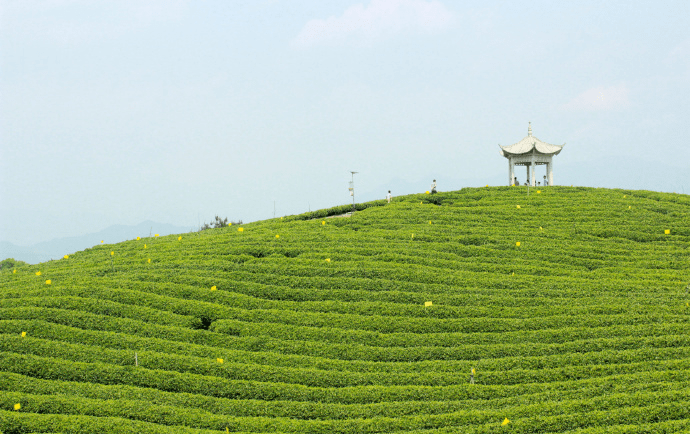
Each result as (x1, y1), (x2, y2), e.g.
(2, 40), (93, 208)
(528, 122), (532, 136)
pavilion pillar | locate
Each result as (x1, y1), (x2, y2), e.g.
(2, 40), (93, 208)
(531, 165), (536, 186)
(508, 158), (515, 185)
(548, 159), (554, 186)
(530, 153), (536, 186)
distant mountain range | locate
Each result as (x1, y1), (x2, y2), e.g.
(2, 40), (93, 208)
(0, 221), (195, 265)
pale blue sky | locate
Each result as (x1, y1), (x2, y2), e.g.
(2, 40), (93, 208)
(2, 0), (689, 246)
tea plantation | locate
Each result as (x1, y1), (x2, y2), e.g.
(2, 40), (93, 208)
(1, 186), (689, 433)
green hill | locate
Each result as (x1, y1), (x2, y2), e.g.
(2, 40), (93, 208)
(1, 186), (689, 433)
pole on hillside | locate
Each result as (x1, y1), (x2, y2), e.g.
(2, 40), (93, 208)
(349, 171), (358, 213)
(135, 352), (138, 366)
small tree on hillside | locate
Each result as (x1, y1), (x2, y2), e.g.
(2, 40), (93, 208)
(0, 258), (29, 270)
(200, 216), (242, 231)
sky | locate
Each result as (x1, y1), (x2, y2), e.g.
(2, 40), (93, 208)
(1, 0), (689, 246)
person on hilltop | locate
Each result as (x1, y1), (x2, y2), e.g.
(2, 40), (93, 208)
(543, 175), (548, 186)
(386, 190), (392, 203)
(513, 177), (518, 186)
(431, 180), (437, 194)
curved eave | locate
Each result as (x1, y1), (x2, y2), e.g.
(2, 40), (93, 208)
(501, 146), (563, 157)
(500, 138), (564, 158)
(501, 149), (563, 158)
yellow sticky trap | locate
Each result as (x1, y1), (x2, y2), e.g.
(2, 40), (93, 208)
(425, 191), (430, 194)
(217, 358), (223, 363)
(502, 418), (510, 426)
(136, 236), (141, 240)
(424, 301), (432, 307)
(486, 184), (488, 187)
(471, 368), (475, 375)
(211, 286), (217, 291)
(110, 251), (114, 256)
(515, 242), (521, 247)
(429, 221), (432, 224)
(228, 222), (232, 226)
(280, 217), (283, 220)
(144, 244), (147, 249)
(322, 221), (326, 225)
(624, 195), (627, 198)
(35, 271), (41, 276)
(226, 428), (230, 434)
(275, 235), (280, 239)
(14, 403), (20, 411)
(101, 240), (104, 243)
(45, 280), (51, 285)
(238, 227), (244, 232)
(516, 205), (521, 209)
(539, 226), (543, 230)
(178, 236), (182, 241)
(537, 190), (541, 193)
(21, 332), (26, 338)
(64, 255), (69, 259)
(13, 269), (16, 274)
(147, 258), (151, 264)
(411, 234), (414, 238)
(325, 258), (331, 263)
(512, 272), (515, 276)
(664, 229), (670, 235)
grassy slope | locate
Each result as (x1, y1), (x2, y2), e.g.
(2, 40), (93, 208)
(1, 186), (689, 433)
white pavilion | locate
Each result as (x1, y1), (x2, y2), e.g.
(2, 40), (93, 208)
(499, 122), (564, 186)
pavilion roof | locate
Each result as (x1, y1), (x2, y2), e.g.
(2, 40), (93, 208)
(499, 123), (564, 157)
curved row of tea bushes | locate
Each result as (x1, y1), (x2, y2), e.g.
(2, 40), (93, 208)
(4, 370), (690, 423)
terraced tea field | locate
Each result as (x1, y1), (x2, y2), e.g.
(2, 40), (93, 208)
(1, 186), (689, 433)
